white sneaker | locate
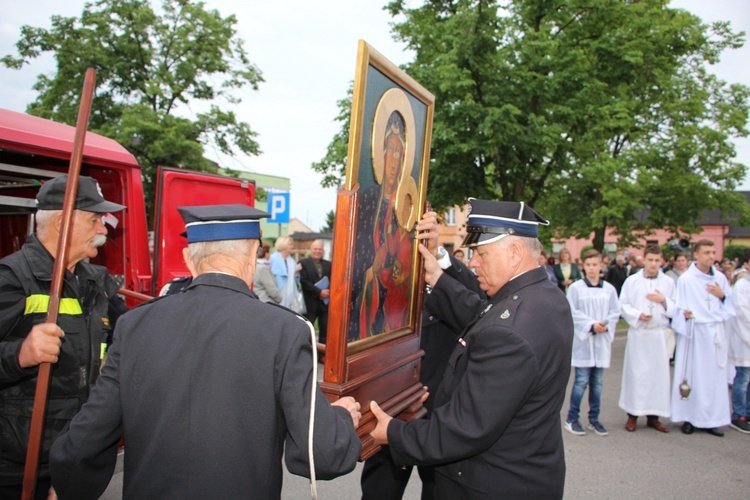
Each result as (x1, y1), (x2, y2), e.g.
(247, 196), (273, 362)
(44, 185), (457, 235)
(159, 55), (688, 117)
(564, 420), (586, 436)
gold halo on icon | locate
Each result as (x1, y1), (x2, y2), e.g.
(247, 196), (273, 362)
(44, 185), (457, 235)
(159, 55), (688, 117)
(395, 175), (418, 231)
(371, 88), (417, 185)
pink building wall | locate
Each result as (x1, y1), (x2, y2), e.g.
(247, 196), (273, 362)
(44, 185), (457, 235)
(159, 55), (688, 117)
(553, 224), (730, 261)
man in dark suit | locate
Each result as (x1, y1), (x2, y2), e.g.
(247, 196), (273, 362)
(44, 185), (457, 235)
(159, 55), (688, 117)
(49, 204), (361, 500)
(605, 250), (629, 296)
(370, 199), (574, 499)
(361, 213), (486, 500)
(299, 239), (332, 344)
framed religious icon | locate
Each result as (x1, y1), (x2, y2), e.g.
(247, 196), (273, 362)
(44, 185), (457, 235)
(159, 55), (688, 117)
(321, 40), (434, 459)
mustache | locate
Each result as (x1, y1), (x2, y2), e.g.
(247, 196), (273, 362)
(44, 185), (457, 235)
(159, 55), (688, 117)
(92, 234), (108, 248)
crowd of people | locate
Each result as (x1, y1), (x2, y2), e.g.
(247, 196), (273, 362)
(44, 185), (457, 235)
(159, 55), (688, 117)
(2, 174), (748, 500)
(554, 241), (750, 438)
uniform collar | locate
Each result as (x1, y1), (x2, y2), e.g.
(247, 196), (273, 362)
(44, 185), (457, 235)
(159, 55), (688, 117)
(186, 272), (257, 299)
(491, 266), (548, 304)
(21, 234), (91, 283)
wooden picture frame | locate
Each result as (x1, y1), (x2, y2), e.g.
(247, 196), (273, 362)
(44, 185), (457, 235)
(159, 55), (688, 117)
(322, 40), (435, 459)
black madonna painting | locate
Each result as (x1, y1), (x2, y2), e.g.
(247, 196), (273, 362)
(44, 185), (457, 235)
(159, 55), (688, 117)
(343, 42), (434, 346)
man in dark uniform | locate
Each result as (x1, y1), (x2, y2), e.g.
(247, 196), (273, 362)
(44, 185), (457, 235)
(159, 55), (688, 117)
(49, 204), (362, 499)
(361, 211), (486, 500)
(0, 175), (127, 500)
(299, 239), (332, 344)
(370, 199), (574, 499)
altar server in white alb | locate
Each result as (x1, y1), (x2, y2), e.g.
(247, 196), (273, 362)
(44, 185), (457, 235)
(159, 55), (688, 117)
(671, 239), (735, 437)
(727, 265), (750, 434)
(564, 249), (621, 437)
(618, 245), (676, 433)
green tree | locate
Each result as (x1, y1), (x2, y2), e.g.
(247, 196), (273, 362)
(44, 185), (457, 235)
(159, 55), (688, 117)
(723, 244), (748, 263)
(311, 86), (352, 188)
(2, 0), (263, 223)
(315, 0), (750, 250)
(320, 209), (335, 233)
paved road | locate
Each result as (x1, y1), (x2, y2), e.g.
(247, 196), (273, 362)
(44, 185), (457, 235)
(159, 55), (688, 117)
(101, 329), (749, 499)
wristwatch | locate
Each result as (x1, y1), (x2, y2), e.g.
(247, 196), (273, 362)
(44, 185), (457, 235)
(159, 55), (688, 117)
(435, 246), (447, 260)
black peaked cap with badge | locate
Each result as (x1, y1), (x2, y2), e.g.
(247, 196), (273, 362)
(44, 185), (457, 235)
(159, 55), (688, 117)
(36, 175), (126, 213)
(178, 204), (270, 244)
(462, 198), (549, 248)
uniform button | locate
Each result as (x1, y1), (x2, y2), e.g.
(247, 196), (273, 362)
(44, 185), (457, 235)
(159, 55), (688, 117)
(429, 316), (434, 321)
(457, 471), (462, 477)
(513, 295), (518, 300)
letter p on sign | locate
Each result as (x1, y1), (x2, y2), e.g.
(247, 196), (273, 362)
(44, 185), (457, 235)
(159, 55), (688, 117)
(268, 192), (290, 223)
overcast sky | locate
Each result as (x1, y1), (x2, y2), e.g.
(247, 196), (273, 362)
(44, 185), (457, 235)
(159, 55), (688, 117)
(1, 0), (748, 230)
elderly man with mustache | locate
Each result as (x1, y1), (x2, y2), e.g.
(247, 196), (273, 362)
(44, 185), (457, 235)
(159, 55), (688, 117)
(0, 175), (127, 499)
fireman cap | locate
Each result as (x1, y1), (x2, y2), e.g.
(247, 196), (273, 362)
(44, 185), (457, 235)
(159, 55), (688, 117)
(462, 198), (549, 248)
(36, 175), (126, 213)
(178, 204), (270, 243)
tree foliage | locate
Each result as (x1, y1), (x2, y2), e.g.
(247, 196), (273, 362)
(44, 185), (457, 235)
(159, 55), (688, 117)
(311, 86), (352, 188)
(314, 0), (750, 250)
(2, 0), (263, 222)
(320, 209), (335, 233)
(723, 244), (748, 263)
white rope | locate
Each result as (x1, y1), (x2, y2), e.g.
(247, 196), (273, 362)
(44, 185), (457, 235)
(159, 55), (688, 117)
(681, 319), (695, 395)
(298, 315), (318, 500)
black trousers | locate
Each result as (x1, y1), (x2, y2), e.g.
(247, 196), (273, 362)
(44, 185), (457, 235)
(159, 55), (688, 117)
(361, 446), (435, 500)
(305, 306), (328, 345)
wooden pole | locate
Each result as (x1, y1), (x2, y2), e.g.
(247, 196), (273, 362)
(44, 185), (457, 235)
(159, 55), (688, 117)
(22, 68), (97, 500)
(117, 288), (153, 303)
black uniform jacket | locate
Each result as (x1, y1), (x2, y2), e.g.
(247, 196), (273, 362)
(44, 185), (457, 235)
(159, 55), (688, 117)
(388, 267), (574, 499)
(50, 272), (360, 499)
(298, 257), (332, 318)
(420, 255), (486, 414)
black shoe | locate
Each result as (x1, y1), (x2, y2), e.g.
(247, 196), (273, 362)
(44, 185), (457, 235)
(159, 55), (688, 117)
(704, 427), (724, 437)
(730, 417), (750, 434)
(681, 422), (694, 434)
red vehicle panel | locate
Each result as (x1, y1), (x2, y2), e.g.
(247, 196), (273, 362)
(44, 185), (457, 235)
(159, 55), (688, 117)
(152, 167), (256, 294)
(0, 108), (257, 303)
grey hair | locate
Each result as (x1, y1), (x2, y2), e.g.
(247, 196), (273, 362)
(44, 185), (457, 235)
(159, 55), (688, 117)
(35, 209), (62, 237)
(186, 239), (255, 268)
(497, 235), (542, 260)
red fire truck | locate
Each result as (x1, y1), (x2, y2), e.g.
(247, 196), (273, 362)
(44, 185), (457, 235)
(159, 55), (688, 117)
(0, 107), (258, 301)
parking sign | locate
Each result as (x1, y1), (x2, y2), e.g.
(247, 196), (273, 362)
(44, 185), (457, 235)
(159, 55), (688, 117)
(267, 192), (290, 223)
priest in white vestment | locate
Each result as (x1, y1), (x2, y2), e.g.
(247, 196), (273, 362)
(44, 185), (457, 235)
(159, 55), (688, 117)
(671, 240), (735, 437)
(619, 245), (676, 432)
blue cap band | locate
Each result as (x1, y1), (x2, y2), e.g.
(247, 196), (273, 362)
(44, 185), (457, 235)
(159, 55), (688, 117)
(467, 216), (539, 237)
(185, 220), (261, 243)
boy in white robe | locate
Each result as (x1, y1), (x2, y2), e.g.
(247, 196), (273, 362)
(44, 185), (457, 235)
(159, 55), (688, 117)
(564, 249), (621, 436)
(671, 239), (735, 437)
(728, 265), (750, 433)
(618, 245), (676, 432)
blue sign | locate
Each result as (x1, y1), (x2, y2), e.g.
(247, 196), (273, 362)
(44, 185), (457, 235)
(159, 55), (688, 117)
(267, 192), (290, 223)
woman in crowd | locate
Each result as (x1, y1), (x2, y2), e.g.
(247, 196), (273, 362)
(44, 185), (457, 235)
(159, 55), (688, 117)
(554, 247), (581, 294)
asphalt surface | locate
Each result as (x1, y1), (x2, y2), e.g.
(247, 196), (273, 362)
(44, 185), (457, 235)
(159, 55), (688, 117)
(101, 329), (749, 499)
